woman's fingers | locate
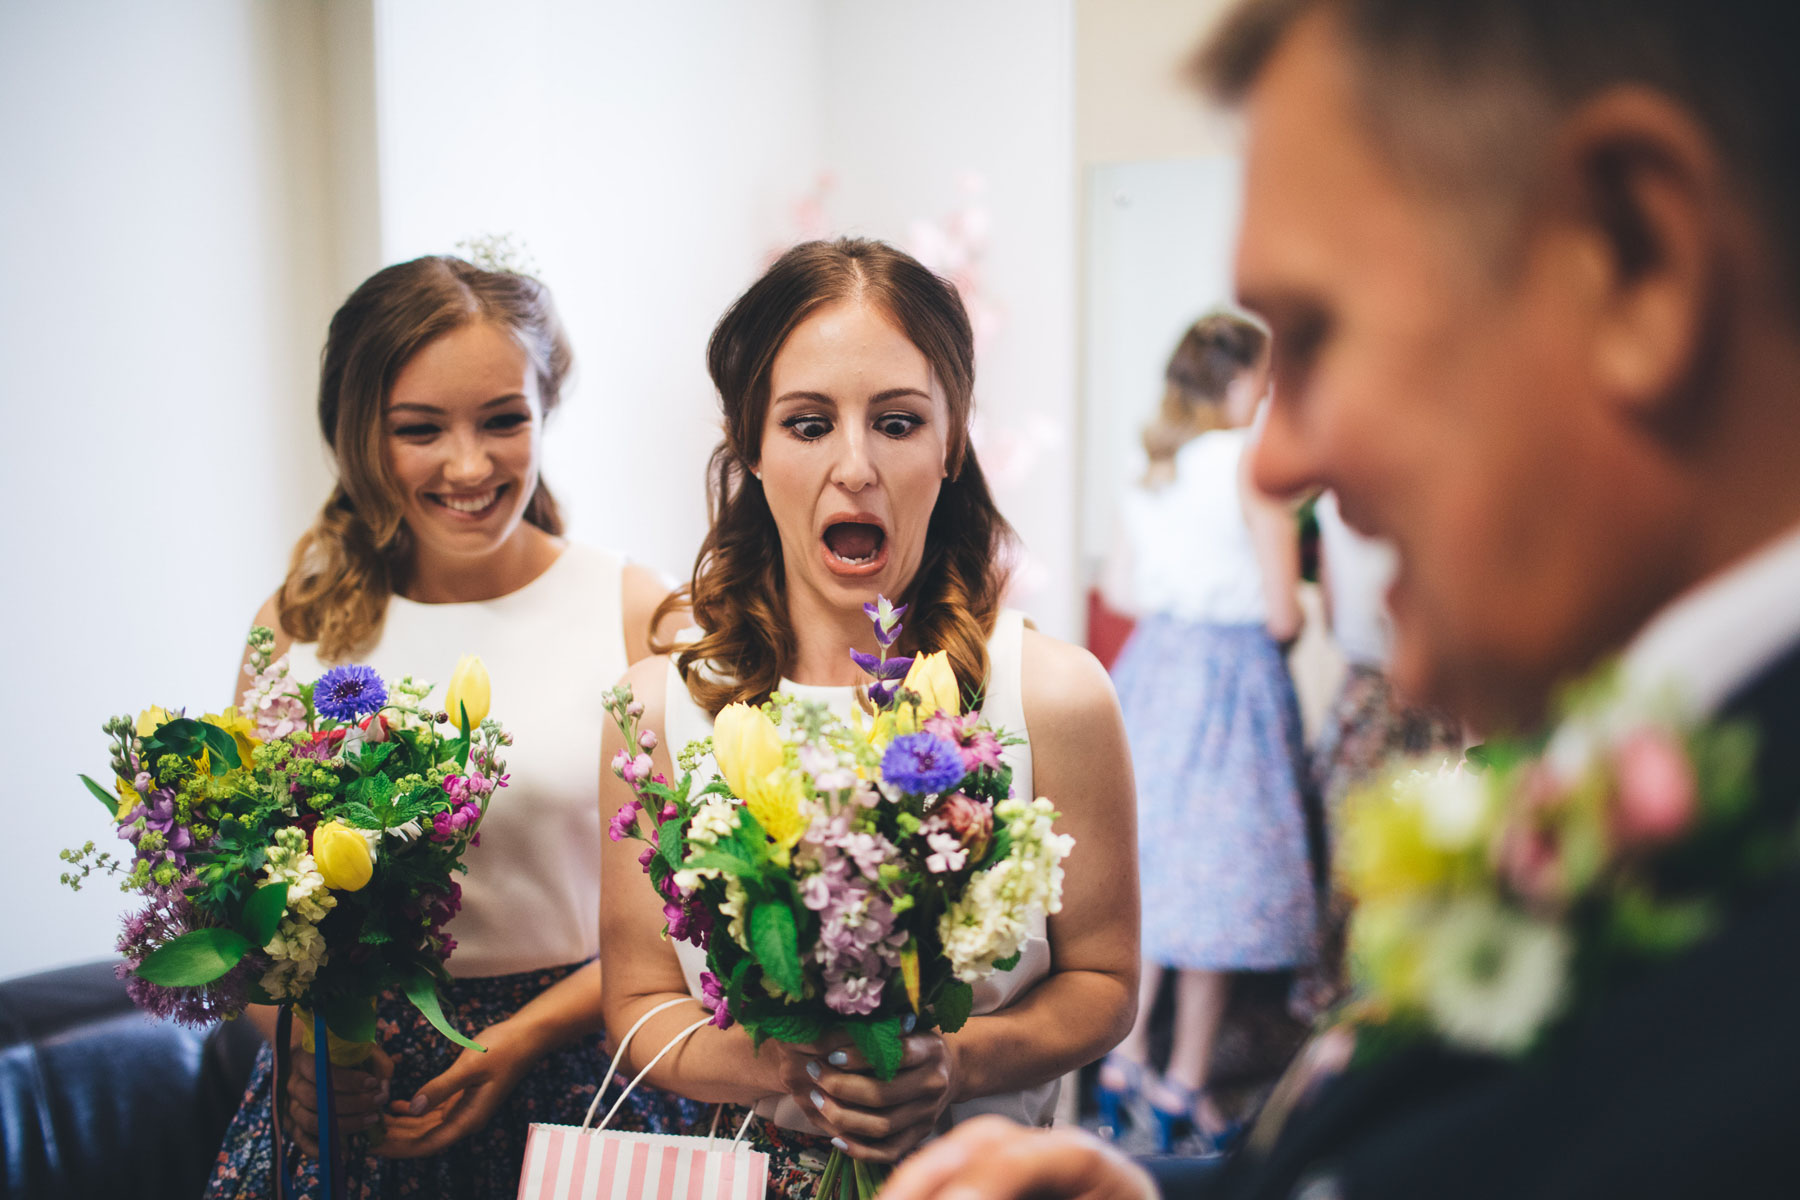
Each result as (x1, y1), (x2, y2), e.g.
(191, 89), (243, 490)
(879, 1118), (1157, 1200)
(810, 1092), (943, 1152)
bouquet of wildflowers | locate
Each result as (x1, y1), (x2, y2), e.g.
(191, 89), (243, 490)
(607, 598), (1072, 1197)
(63, 628), (508, 1058)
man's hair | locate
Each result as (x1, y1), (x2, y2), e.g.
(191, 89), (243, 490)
(1195, 0), (1800, 295)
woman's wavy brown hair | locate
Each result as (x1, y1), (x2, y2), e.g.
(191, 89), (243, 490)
(278, 255), (572, 661)
(657, 238), (1015, 714)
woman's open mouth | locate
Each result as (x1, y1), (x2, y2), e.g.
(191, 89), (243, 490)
(821, 519), (888, 577)
(427, 484), (508, 520)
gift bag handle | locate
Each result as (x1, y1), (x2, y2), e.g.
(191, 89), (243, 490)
(580, 997), (758, 1147)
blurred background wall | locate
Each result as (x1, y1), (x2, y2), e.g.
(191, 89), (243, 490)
(3, 0), (1268, 979)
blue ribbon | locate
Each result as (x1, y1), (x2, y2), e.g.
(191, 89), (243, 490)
(314, 1008), (336, 1200)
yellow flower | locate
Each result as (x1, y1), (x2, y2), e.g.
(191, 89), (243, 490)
(444, 655), (491, 729)
(135, 706), (175, 738)
(1346, 898), (1429, 1010)
(201, 707), (261, 770)
(712, 702), (786, 799)
(743, 767), (810, 850)
(312, 821), (374, 892)
(903, 652), (961, 720)
(1338, 780), (1453, 903)
(114, 774), (141, 820)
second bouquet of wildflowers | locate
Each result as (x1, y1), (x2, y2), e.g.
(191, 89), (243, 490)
(606, 597), (1073, 1193)
(64, 631), (510, 1060)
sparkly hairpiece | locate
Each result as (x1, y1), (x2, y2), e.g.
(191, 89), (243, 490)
(453, 232), (539, 277)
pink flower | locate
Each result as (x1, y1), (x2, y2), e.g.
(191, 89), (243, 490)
(932, 793), (993, 860)
(1612, 729), (1698, 849)
(923, 712), (1004, 773)
(609, 800), (642, 842)
(1493, 766), (1569, 909)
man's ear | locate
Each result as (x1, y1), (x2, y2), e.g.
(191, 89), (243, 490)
(1552, 87), (1725, 424)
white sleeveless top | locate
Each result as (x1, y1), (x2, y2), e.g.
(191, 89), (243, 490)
(662, 609), (1059, 1132)
(284, 543), (627, 977)
(1316, 490), (1397, 668)
(1118, 427), (1266, 624)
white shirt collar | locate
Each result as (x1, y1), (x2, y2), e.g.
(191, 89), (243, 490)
(1621, 520), (1800, 715)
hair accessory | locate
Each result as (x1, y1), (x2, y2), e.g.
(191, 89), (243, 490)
(454, 232), (539, 277)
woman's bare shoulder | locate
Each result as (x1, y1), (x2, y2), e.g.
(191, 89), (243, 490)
(1017, 627), (1120, 732)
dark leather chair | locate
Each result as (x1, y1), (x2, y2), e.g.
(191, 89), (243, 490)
(1, 959), (262, 1200)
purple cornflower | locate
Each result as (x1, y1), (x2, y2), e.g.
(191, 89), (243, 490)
(881, 733), (966, 796)
(314, 664), (388, 723)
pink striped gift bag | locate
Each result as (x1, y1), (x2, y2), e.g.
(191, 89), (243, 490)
(517, 998), (770, 1200)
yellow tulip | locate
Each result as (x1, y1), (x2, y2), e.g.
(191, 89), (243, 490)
(313, 821), (374, 892)
(743, 767), (810, 850)
(444, 655), (491, 730)
(902, 651), (961, 720)
(712, 702), (786, 799)
(296, 1002), (377, 1066)
(114, 774), (141, 820)
(135, 706), (175, 738)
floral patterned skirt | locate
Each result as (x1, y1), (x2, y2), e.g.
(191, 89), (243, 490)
(203, 960), (710, 1199)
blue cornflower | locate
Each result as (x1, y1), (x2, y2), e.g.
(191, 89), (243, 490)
(882, 732), (966, 796)
(314, 664), (388, 723)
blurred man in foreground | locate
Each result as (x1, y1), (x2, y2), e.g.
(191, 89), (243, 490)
(884, 0), (1800, 1196)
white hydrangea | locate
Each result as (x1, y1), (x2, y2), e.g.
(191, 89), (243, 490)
(939, 797), (1073, 981)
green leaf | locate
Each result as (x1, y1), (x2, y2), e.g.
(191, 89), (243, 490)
(322, 992), (379, 1044)
(339, 802), (384, 829)
(991, 950), (1022, 973)
(976, 827), (1013, 871)
(81, 773), (124, 815)
(848, 1016), (906, 1081)
(135, 928), (251, 986)
(681, 848), (758, 877)
(657, 815), (691, 872)
(756, 1010), (827, 1044)
(240, 882), (289, 948)
(358, 926), (394, 946)
(402, 968), (487, 1052)
(933, 979), (974, 1034)
(198, 723), (242, 773)
(750, 902), (804, 997)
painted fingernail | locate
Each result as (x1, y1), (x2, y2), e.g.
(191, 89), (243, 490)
(810, 1088), (827, 1110)
(806, 1060), (822, 1081)
(408, 1093), (430, 1116)
(827, 1050), (848, 1067)
(831, 1137), (850, 1153)
(902, 1013), (917, 1034)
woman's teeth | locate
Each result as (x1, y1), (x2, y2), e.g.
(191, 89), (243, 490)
(437, 489), (499, 513)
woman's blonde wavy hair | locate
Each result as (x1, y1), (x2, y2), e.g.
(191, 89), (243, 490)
(1141, 311), (1269, 469)
(279, 255), (572, 661)
(656, 238), (1015, 715)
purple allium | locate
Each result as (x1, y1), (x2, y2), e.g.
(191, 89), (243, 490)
(881, 733), (966, 796)
(314, 664), (388, 723)
(117, 886), (259, 1026)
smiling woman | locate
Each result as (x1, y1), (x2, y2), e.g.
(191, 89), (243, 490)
(205, 256), (705, 1199)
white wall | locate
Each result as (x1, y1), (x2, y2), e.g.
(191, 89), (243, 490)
(1, 1), (340, 977)
(371, 0), (828, 583)
(820, 0), (1080, 639)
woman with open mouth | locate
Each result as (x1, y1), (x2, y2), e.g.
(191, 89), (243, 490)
(208, 254), (705, 1200)
(599, 237), (1140, 1197)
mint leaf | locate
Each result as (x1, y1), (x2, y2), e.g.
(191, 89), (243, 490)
(750, 902), (804, 997)
(849, 1016), (906, 1081)
(933, 980), (974, 1034)
(756, 1010), (827, 1044)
